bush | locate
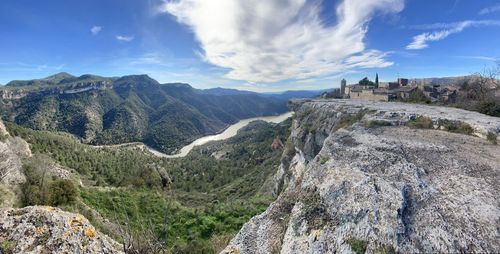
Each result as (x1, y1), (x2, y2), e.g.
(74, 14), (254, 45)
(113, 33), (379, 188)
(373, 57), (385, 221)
(0, 240), (14, 254)
(487, 132), (498, 145)
(50, 180), (78, 206)
(407, 116), (433, 129)
(401, 89), (431, 104)
(333, 112), (365, 132)
(438, 120), (474, 135)
(366, 120), (391, 128)
(347, 238), (368, 254)
(475, 99), (500, 117)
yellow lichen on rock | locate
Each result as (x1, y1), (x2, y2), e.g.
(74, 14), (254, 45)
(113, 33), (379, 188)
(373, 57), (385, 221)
(69, 217), (83, 227)
(84, 227), (96, 238)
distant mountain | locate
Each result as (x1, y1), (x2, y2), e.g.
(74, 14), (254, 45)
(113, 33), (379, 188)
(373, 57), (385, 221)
(263, 89), (333, 100)
(0, 74), (288, 153)
(197, 87), (258, 96)
(410, 75), (476, 86)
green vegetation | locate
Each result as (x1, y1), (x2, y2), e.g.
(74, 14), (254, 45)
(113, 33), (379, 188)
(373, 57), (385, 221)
(7, 123), (167, 188)
(376, 245), (396, 254)
(408, 117), (476, 136)
(21, 154), (78, 207)
(365, 120), (392, 128)
(318, 155), (329, 164)
(7, 119), (291, 253)
(299, 188), (329, 232)
(1, 74), (287, 154)
(333, 112), (365, 132)
(358, 77), (375, 87)
(0, 240), (14, 254)
(399, 89), (431, 104)
(81, 189), (267, 253)
(347, 238), (368, 254)
(487, 132), (498, 145)
(407, 116), (434, 129)
(438, 119), (474, 135)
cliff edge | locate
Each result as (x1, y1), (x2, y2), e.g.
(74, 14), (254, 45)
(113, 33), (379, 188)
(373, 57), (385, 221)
(223, 99), (500, 253)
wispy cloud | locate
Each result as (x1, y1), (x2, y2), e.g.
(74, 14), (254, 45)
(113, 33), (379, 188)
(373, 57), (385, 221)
(455, 55), (498, 61)
(407, 20), (500, 50)
(159, 0), (404, 83)
(90, 26), (102, 36)
(116, 35), (134, 42)
(479, 3), (500, 15)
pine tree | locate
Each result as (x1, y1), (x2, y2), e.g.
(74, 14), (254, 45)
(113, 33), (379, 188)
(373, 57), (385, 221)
(375, 73), (379, 88)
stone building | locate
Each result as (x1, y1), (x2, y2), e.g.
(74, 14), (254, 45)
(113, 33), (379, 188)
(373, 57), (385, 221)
(340, 79), (346, 96)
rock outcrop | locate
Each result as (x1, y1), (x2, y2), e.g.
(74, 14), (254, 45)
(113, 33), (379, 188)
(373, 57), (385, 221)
(224, 99), (500, 253)
(0, 120), (29, 187)
(0, 206), (123, 253)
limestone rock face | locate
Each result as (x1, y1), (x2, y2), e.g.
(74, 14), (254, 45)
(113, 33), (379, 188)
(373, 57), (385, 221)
(0, 121), (28, 186)
(0, 120), (7, 136)
(223, 99), (500, 254)
(0, 206), (123, 253)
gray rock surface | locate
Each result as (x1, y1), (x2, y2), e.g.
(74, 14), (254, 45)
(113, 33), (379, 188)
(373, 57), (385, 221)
(0, 121), (28, 186)
(0, 206), (123, 253)
(223, 99), (500, 254)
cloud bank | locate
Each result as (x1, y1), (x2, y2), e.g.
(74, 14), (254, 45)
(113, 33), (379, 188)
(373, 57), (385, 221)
(407, 20), (500, 50)
(160, 0), (404, 83)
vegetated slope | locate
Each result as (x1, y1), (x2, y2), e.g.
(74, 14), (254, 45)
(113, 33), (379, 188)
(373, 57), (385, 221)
(224, 99), (500, 254)
(0, 73), (288, 153)
(0, 120), (123, 253)
(4, 118), (291, 253)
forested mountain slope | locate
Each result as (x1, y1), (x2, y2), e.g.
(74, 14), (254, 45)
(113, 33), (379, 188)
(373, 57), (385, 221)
(0, 73), (287, 153)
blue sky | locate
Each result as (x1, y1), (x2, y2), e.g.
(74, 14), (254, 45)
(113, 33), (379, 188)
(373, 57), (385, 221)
(0, 0), (499, 92)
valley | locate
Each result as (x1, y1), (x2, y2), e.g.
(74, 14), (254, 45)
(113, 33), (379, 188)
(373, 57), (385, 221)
(0, 73), (290, 154)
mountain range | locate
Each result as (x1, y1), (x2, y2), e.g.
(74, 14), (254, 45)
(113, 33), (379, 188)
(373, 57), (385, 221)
(0, 73), (325, 153)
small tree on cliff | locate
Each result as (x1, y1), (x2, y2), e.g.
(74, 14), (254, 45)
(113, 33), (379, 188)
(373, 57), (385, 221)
(375, 73), (379, 88)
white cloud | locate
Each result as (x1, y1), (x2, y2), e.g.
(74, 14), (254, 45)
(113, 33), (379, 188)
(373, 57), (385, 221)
(90, 26), (102, 35)
(479, 3), (500, 15)
(159, 0), (404, 83)
(407, 20), (500, 50)
(116, 35), (135, 42)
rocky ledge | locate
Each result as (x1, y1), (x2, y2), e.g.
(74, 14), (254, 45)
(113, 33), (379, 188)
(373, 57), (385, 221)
(0, 206), (123, 253)
(223, 99), (500, 253)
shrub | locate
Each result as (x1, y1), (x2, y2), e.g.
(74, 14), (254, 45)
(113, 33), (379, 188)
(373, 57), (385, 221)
(49, 179), (78, 206)
(407, 116), (433, 129)
(377, 245), (396, 254)
(347, 238), (368, 254)
(0, 240), (14, 254)
(487, 132), (498, 145)
(366, 120), (391, 128)
(284, 138), (296, 158)
(439, 120), (474, 135)
(333, 112), (365, 132)
(318, 156), (329, 165)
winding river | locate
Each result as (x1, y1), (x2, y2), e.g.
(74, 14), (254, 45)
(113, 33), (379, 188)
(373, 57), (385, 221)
(95, 112), (293, 158)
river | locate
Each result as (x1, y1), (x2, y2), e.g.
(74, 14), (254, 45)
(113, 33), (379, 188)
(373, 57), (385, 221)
(160, 111), (293, 158)
(95, 112), (294, 158)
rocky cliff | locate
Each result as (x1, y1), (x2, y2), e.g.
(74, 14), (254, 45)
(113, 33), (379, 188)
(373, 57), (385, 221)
(223, 99), (500, 253)
(0, 120), (123, 253)
(0, 206), (123, 253)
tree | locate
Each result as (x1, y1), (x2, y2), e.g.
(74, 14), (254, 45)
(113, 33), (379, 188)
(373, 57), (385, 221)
(375, 73), (379, 88)
(358, 77), (375, 87)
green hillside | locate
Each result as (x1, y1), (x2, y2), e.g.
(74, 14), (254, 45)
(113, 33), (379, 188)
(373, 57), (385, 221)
(1, 73), (287, 153)
(6, 119), (291, 253)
